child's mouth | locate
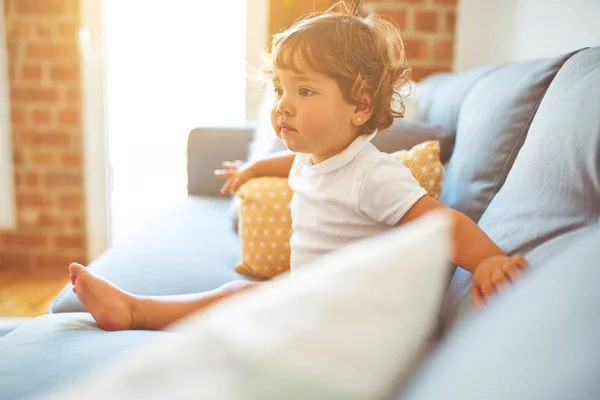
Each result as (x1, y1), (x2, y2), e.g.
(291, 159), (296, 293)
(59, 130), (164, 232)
(280, 122), (296, 134)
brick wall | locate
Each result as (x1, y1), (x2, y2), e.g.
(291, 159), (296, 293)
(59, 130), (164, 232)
(269, 0), (458, 81)
(361, 0), (458, 81)
(0, 0), (86, 269)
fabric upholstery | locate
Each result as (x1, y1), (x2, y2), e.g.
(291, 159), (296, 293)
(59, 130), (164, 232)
(49, 197), (247, 313)
(372, 120), (454, 163)
(396, 225), (600, 400)
(43, 215), (452, 400)
(442, 46), (599, 330)
(0, 313), (170, 400)
(416, 66), (499, 135)
(187, 126), (255, 197)
(391, 140), (444, 199)
(235, 177), (293, 279)
(439, 50), (579, 223)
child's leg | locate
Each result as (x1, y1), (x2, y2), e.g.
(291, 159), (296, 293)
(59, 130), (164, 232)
(69, 263), (260, 331)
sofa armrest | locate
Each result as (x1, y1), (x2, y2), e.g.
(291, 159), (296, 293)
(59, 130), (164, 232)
(187, 124), (256, 196)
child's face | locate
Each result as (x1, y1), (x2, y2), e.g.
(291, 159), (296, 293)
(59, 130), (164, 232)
(270, 64), (359, 164)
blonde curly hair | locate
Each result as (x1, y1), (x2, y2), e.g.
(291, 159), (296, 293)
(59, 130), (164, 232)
(265, 2), (411, 136)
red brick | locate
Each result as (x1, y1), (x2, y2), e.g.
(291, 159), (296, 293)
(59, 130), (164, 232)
(26, 173), (40, 187)
(14, 0), (71, 15)
(55, 235), (84, 248)
(35, 254), (79, 269)
(7, 42), (20, 60)
(32, 109), (52, 124)
(65, 88), (81, 103)
(24, 131), (71, 146)
(434, 39), (454, 62)
(0, 252), (32, 268)
(17, 192), (53, 206)
(12, 150), (24, 166)
(11, 88), (60, 103)
(21, 65), (43, 81)
(11, 108), (26, 125)
(404, 38), (429, 60)
(7, 20), (32, 38)
(59, 194), (83, 209)
(31, 151), (58, 166)
(446, 11), (456, 34)
(50, 65), (79, 82)
(70, 216), (84, 230)
(410, 66), (451, 81)
(5, 233), (49, 248)
(380, 10), (407, 29)
(60, 152), (82, 167)
(57, 108), (80, 126)
(37, 212), (63, 229)
(46, 172), (82, 187)
(35, 21), (54, 38)
(415, 10), (439, 32)
(25, 43), (78, 60)
(57, 21), (78, 38)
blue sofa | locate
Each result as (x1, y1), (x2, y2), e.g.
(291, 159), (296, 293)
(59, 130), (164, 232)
(1, 46), (599, 400)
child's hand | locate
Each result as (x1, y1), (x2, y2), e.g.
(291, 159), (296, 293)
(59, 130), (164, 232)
(472, 255), (528, 308)
(214, 160), (257, 195)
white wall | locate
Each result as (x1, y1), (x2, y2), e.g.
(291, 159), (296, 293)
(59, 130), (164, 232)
(0, 0), (16, 230)
(454, 0), (600, 71)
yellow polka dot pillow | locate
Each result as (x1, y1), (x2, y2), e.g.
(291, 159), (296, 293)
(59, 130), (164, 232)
(235, 140), (444, 279)
(235, 178), (293, 279)
(390, 140), (444, 199)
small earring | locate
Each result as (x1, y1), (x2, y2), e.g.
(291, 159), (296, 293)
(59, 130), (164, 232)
(357, 117), (362, 122)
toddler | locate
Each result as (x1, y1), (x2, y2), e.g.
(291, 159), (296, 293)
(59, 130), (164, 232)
(69, 5), (527, 331)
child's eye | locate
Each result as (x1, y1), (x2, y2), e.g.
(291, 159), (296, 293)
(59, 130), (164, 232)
(299, 88), (315, 97)
(273, 87), (283, 96)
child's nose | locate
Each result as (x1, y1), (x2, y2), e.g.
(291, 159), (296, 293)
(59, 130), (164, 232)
(276, 97), (293, 116)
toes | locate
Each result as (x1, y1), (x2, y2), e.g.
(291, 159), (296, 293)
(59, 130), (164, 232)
(69, 263), (85, 282)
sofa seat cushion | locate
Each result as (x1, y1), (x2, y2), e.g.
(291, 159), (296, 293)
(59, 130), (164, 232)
(50, 196), (245, 313)
(0, 313), (171, 400)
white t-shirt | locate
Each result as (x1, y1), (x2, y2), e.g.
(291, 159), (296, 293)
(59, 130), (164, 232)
(288, 132), (427, 269)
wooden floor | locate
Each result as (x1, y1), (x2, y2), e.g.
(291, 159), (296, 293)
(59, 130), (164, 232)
(0, 268), (69, 317)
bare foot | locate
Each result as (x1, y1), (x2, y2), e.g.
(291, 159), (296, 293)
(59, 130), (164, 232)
(69, 263), (135, 331)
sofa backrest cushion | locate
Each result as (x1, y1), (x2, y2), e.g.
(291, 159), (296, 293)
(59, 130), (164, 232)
(439, 50), (579, 223)
(372, 120), (454, 163)
(417, 66), (498, 135)
(442, 46), (600, 330)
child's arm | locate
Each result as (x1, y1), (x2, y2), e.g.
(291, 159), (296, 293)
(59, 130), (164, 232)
(398, 196), (528, 306)
(215, 151), (296, 194)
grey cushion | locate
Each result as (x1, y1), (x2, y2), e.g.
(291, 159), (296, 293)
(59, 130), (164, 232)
(0, 313), (170, 400)
(49, 197), (247, 313)
(417, 65), (499, 135)
(372, 119), (454, 163)
(440, 50), (579, 223)
(187, 126), (255, 197)
(442, 46), (600, 330)
(397, 225), (600, 400)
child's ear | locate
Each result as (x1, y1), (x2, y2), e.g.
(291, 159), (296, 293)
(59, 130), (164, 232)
(353, 92), (373, 126)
